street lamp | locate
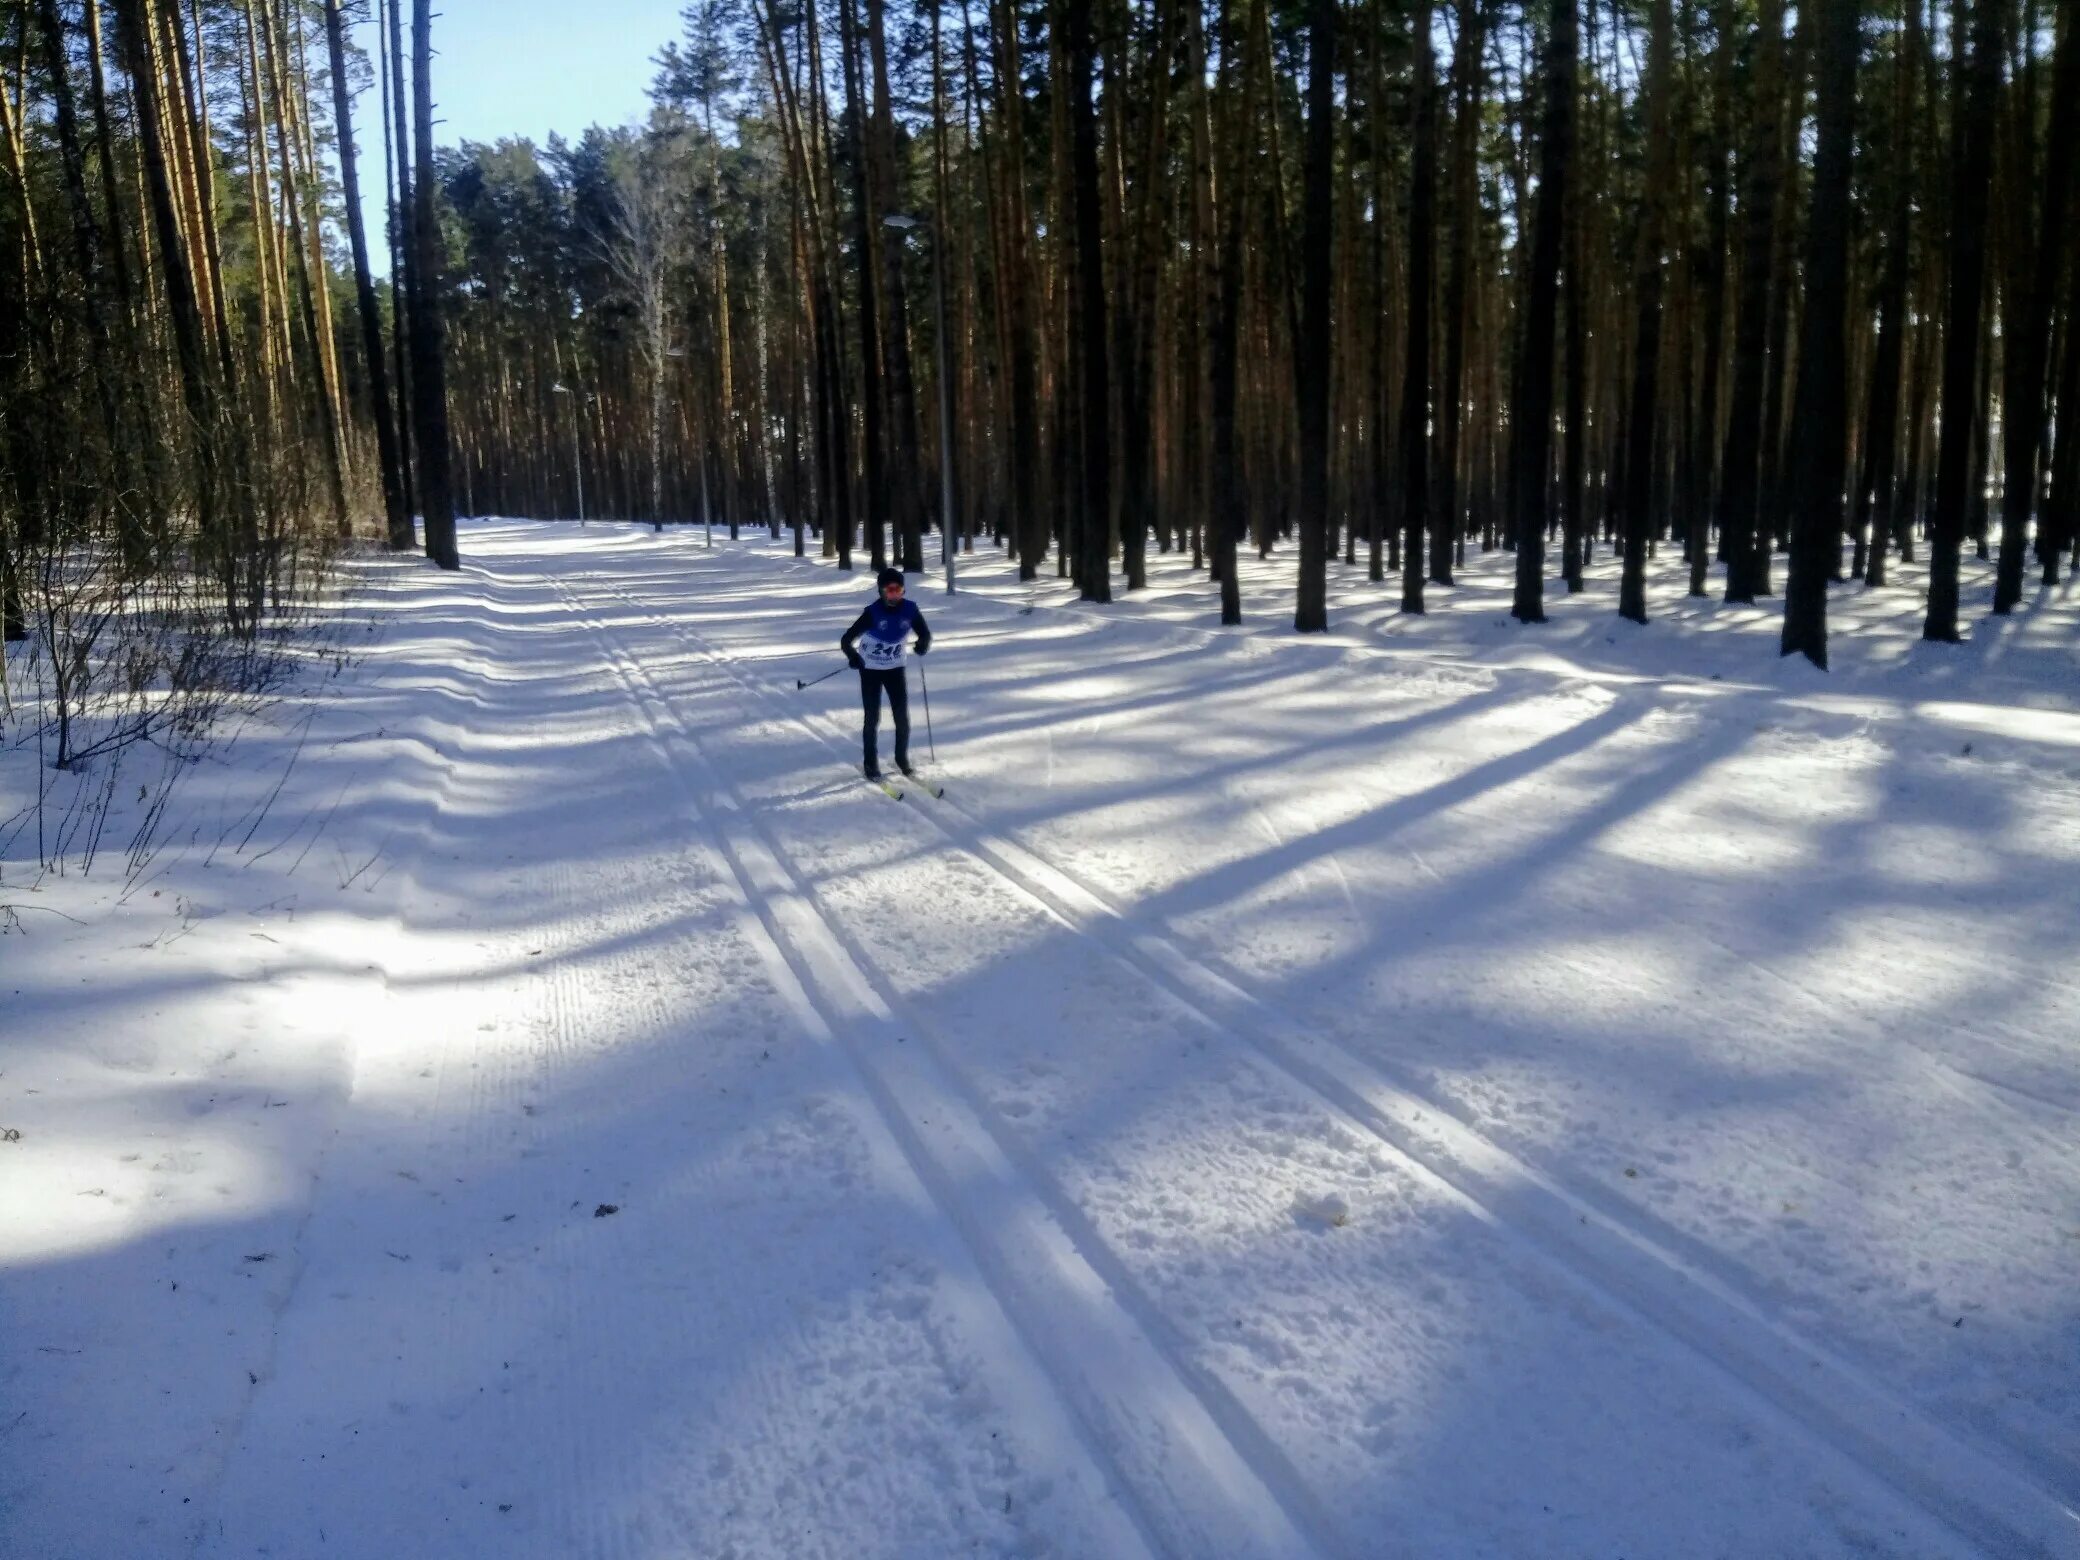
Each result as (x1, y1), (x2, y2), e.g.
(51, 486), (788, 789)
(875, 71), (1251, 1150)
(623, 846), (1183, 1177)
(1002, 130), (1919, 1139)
(883, 211), (957, 596)
(665, 345), (713, 548)
(551, 382), (586, 525)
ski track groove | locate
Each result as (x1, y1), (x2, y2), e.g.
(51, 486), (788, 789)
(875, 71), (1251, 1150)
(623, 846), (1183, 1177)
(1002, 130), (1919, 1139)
(537, 565), (1324, 1560)
(482, 593), (824, 1558)
(467, 560), (1147, 1557)
(608, 568), (2080, 1560)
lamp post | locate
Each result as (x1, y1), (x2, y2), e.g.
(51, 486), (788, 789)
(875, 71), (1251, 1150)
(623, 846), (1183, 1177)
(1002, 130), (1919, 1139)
(551, 382), (586, 524)
(882, 211), (957, 596)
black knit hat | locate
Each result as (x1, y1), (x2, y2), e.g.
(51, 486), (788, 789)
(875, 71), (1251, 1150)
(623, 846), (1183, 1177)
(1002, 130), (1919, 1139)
(876, 567), (905, 590)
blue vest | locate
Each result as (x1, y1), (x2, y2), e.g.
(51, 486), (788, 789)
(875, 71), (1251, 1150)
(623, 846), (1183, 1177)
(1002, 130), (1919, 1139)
(857, 599), (919, 669)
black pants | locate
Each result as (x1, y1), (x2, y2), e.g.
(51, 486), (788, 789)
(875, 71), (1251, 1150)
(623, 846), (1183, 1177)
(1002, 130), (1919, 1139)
(859, 667), (910, 770)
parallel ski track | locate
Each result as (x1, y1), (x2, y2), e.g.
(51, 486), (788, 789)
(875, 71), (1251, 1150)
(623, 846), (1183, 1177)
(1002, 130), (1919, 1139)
(606, 572), (2080, 1560)
(541, 565), (1336, 1560)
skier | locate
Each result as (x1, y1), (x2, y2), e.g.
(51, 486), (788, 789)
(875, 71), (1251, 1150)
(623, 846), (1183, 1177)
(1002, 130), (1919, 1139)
(840, 568), (932, 780)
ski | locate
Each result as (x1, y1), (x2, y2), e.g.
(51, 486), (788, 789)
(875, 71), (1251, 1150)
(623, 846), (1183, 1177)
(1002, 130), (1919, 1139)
(899, 774), (944, 799)
(866, 775), (904, 800)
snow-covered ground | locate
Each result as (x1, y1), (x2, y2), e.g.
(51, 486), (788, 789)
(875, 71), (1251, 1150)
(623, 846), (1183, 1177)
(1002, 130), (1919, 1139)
(4, 518), (2076, 1558)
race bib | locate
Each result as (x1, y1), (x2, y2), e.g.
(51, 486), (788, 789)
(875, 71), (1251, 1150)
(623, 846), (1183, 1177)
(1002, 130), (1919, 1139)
(861, 636), (904, 669)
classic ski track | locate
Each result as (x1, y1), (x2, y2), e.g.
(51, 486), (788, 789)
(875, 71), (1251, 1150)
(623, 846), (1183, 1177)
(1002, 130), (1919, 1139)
(618, 574), (2080, 1560)
(530, 565), (1157, 1559)
(540, 565), (1327, 1560)
(521, 576), (1088, 1559)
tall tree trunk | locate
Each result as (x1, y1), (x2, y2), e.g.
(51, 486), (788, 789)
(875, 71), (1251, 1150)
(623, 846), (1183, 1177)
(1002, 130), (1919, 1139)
(1367, 0), (1392, 585)
(1050, 10), (1076, 583)
(1780, 0), (1856, 666)
(697, 88), (737, 541)
(862, 0), (922, 568)
(411, 0), (459, 568)
(1925, 0), (1999, 639)
(118, 0), (223, 589)
(168, 0), (234, 379)
(2048, 225), (2080, 582)
(1068, 0), (1112, 601)
(836, 0), (890, 570)
(384, 0), (418, 527)
(259, 0), (348, 539)
(1211, 0), (1265, 624)
(1399, 0), (1437, 613)
(1561, 150), (1586, 591)
(82, 1), (134, 328)
(239, 0), (285, 421)
(1996, 3), (2073, 607)
(927, 0), (958, 562)
(1618, 0), (1674, 623)
(993, 0), (1046, 582)
(33, 0), (127, 526)
(1561, 0), (1595, 591)
(0, 212), (31, 643)
(805, 0), (857, 569)
(1117, 0), (1176, 592)
(1716, 0), (1784, 603)
(325, 0), (411, 550)
(1687, 0), (1733, 595)
(1436, 0), (1481, 587)
(2046, 10), (2080, 588)
(1294, 0), (1335, 628)
(288, 4), (351, 488)
(1186, 0), (1216, 575)
(1510, 0), (1574, 624)
(1857, 0), (1920, 589)
(1753, 3), (1807, 586)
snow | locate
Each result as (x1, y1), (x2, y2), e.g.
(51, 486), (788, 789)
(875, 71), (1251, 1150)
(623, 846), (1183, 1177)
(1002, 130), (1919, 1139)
(4, 517), (2076, 1558)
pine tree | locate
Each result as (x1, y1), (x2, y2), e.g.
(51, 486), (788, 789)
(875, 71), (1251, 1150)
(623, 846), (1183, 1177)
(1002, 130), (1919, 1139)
(1511, 0), (1575, 625)
(1781, 0), (1857, 666)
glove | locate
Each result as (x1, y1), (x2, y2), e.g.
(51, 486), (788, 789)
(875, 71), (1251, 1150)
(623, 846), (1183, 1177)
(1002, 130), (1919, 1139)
(915, 642), (929, 655)
(846, 652), (865, 671)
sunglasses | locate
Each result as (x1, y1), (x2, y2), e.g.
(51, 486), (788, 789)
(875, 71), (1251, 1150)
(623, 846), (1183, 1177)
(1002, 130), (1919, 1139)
(882, 581), (905, 593)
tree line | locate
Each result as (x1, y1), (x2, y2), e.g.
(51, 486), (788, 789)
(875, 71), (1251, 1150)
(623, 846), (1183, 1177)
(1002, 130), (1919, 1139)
(1, 0), (459, 765)
(434, 0), (2076, 668)
(5, 0), (2075, 695)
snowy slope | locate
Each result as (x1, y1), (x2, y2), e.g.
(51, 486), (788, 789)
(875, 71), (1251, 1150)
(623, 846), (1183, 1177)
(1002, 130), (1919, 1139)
(4, 518), (2075, 1558)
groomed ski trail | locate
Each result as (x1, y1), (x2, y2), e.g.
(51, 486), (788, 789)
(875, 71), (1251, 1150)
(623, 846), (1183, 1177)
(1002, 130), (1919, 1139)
(598, 566), (2078, 1560)
(541, 564), (1339, 1560)
(187, 552), (1153, 1560)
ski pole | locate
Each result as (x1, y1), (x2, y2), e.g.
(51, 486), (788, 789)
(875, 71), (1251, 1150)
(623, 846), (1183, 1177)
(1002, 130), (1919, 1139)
(796, 665), (847, 690)
(918, 660), (936, 762)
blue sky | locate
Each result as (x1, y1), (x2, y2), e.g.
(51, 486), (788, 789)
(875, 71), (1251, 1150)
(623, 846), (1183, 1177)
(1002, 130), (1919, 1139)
(345, 0), (687, 267)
